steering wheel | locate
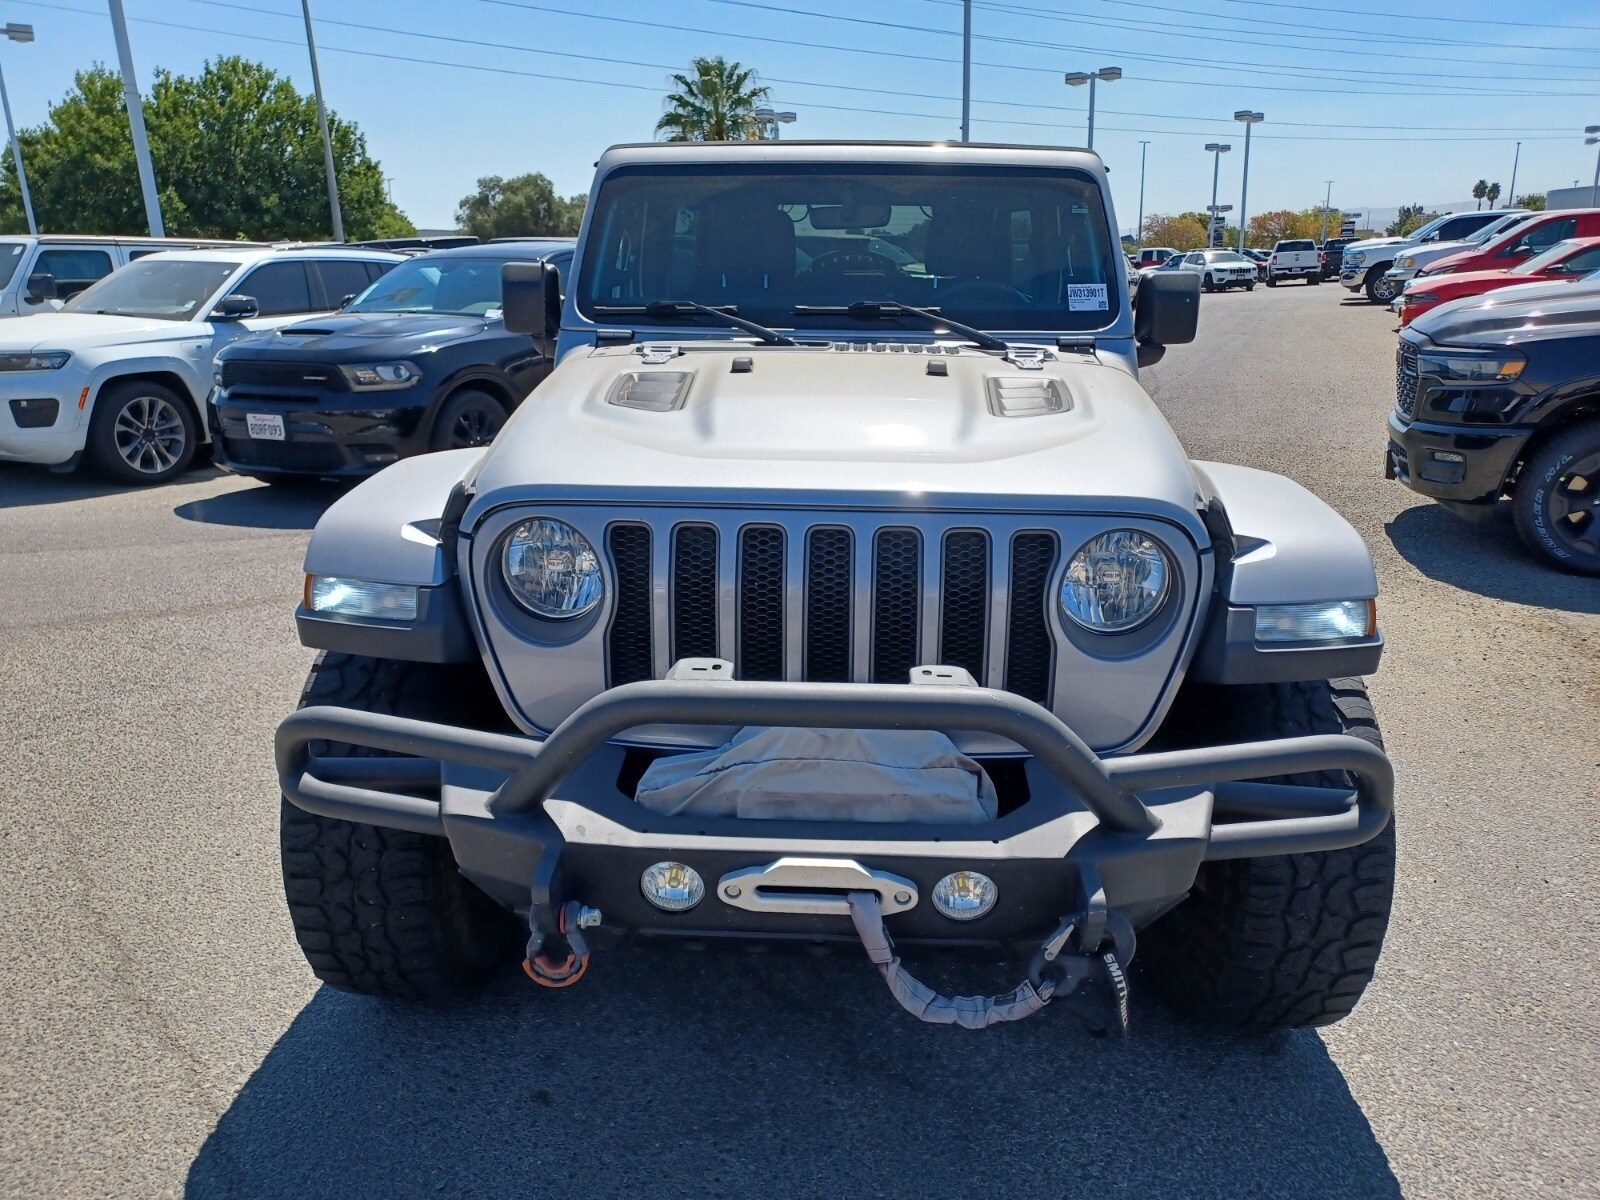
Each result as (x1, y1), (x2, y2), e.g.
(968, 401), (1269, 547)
(934, 278), (1031, 306)
(807, 249), (900, 279)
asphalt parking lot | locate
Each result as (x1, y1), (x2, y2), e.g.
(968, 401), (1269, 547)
(2, 282), (1596, 1200)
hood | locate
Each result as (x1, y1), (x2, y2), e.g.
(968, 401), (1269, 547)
(1343, 236), (1410, 258)
(465, 342), (1207, 539)
(1409, 276), (1600, 346)
(1401, 238), (1476, 265)
(0, 311), (191, 351)
(1410, 267), (1515, 293)
(235, 311), (488, 359)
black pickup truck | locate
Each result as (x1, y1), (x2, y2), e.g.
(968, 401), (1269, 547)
(1321, 237), (1356, 280)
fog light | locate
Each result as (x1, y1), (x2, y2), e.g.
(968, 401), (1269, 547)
(931, 871), (997, 921)
(640, 862), (704, 912)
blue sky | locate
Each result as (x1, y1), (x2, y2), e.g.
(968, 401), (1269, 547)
(3, 0), (1599, 234)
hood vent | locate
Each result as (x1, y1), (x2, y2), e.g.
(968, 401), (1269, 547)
(607, 370), (694, 412)
(985, 376), (1070, 418)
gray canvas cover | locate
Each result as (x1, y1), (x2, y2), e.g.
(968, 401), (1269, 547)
(633, 727), (998, 823)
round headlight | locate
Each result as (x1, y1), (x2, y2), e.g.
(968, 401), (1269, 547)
(501, 519), (604, 619)
(1059, 530), (1171, 633)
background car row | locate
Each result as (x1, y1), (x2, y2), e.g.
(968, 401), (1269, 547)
(0, 238), (572, 485)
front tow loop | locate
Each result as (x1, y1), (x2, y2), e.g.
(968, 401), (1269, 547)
(523, 901), (600, 988)
(847, 892), (1135, 1034)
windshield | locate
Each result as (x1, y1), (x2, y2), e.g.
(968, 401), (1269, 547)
(0, 240), (26, 290)
(1466, 213), (1531, 245)
(577, 163), (1121, 332)
(1514, 240), (1600, 276)
(347, 255), (509, 316)
(1204, 251), (1248, 263)
(61, 258), (240, 320)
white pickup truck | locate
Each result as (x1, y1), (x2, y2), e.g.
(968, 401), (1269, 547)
(1265, 239), (1321, 285)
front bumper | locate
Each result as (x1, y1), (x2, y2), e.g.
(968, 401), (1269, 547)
(278, 677), (1393, 947)
(1340, 266), (1370, 290)
(1385, 410), (1529, 515)
(0, 374), (83, 465)
(210, 386), (431, 477)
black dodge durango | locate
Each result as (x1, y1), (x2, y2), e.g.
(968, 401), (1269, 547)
(210, 240), (573, 482)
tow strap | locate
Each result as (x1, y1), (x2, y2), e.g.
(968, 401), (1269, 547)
(846, 890), (1133, 1034)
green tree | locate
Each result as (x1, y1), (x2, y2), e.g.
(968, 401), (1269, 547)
(455, 174), (586, 239)
(1471, 179), (1488, 210)
(0, 57), (412, 240)
(1515, 192), (1547, 211)
(1142, 212), (1209, 250)
(1387, 204), (1434, 237)
(655, 57), (769, 142)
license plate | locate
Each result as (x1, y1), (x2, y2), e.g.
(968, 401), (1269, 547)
(246, 413), (285, 441)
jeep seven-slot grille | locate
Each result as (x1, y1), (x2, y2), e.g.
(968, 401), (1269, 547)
(606, 519), (1059, 703)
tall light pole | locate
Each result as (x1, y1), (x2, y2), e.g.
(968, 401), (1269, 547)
(1587, 126), (1600, 202)
(0, 23), (36, 235)
(1205, 143), (1231, 247)
(1319, 179), (1333, 243)
(301, 0), (343, 242)
(1507, 144), (1520, 208)
(960, 0), (971, 142)
(753, 107), (796, 140)
(1234, 110), (1264, 252)
(107, 0), (163, 236)
(1064, 67), (1122, 151)
(1136, 139), (1150, 249)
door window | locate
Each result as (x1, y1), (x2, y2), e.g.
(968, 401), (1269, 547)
(1513, 219), (1577, 256)
(314, 259), (383, 308)
(1555, 245), (1600, 275)
(236, 261), (314, 315)
(34, 248), (114, 300)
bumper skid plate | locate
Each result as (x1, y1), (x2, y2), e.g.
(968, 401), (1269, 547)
(277, 677), (1392, 1023)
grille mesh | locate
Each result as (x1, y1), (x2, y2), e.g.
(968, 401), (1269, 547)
(1004, 533), (1058, 703)
(738, 526), (786, 681)
(220, 360), (346, 391)
(607, 524), (654, 685)
(871, 529), (922, 684)
(940, 531), (990, 680)
(1396, 344), (1419, 419)
(671, 524), (719, 660)
(804, 528), (853, 682)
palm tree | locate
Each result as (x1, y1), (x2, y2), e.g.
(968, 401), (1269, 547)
(1486, 181), (1502, 206)
(1471, 179), (1488, 210)
(655, 57), (770, 142)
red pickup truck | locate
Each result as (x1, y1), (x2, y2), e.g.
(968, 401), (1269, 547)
(1418, 209), (1600, 278)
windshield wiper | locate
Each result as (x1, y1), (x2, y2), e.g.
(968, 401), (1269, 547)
(792, 301), (1009, 352)
(592, 299), (797, 346)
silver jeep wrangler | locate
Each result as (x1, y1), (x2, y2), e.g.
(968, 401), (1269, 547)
(278, 142), (1394, 1032)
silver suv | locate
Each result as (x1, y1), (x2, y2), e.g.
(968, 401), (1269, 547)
(274, 142), (1395, 1034)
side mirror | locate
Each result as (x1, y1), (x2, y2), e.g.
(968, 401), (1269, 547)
(212, 294), (259, 321)
(502, 261), (560, 352)
(1134, 270), (1200, 367)
(339, 293), (357, 308)
(24, 272), (56, 304)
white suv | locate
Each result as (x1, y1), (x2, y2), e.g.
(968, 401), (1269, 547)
(0, 246), (402, 484)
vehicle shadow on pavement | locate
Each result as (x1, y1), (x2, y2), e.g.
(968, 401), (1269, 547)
(186, 950), (1401, 1200)
(0, 462), (222, 508)
(1386, 502), (1600, 613)
(173, 482), (344, 531)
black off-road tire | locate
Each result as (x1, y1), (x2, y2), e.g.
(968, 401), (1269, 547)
(280, 652), (519, 998)
(1143, 678), (1396, 1031)
(1510, 419), (1600, 576)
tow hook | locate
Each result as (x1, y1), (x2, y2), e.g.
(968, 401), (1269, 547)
(524, 902), (601, 988)
(1027, 910), (1136, 1036)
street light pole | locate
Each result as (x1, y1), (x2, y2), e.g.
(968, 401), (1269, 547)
(1507, 144), (1520, 208)
(1204, 143), (1231, 247)
(1319, 179), (1333, 244)
(960, 0), (971, 143)
(1234, 110), (1264, 252)
(1136, 139), (1150, 249)
(1064, 67), (1122, 151)
(0, 24), (36, 235)
(301, 0), (343, 242)
(1587, 126), (1600, 201)
(107, 0), (163, 237)
(753, 108), (796, 140)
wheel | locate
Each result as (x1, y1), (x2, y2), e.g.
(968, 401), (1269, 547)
(430, 387), (507, 452)
(1245, 281), (1256, 291)
(1142, 678), (1395, 1030)
(85, 379), (197, 485)
(1202, 273), (1216, 293)
(1265, 276), (1278, 288)
(1308, 275), (1321, 285)
(1511, 420), (1600, 575)
(280, 652), (520, 998)
(1364, 265), (1397, 304)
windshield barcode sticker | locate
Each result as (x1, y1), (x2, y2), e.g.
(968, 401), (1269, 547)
(1068, 284), (1108, 311)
